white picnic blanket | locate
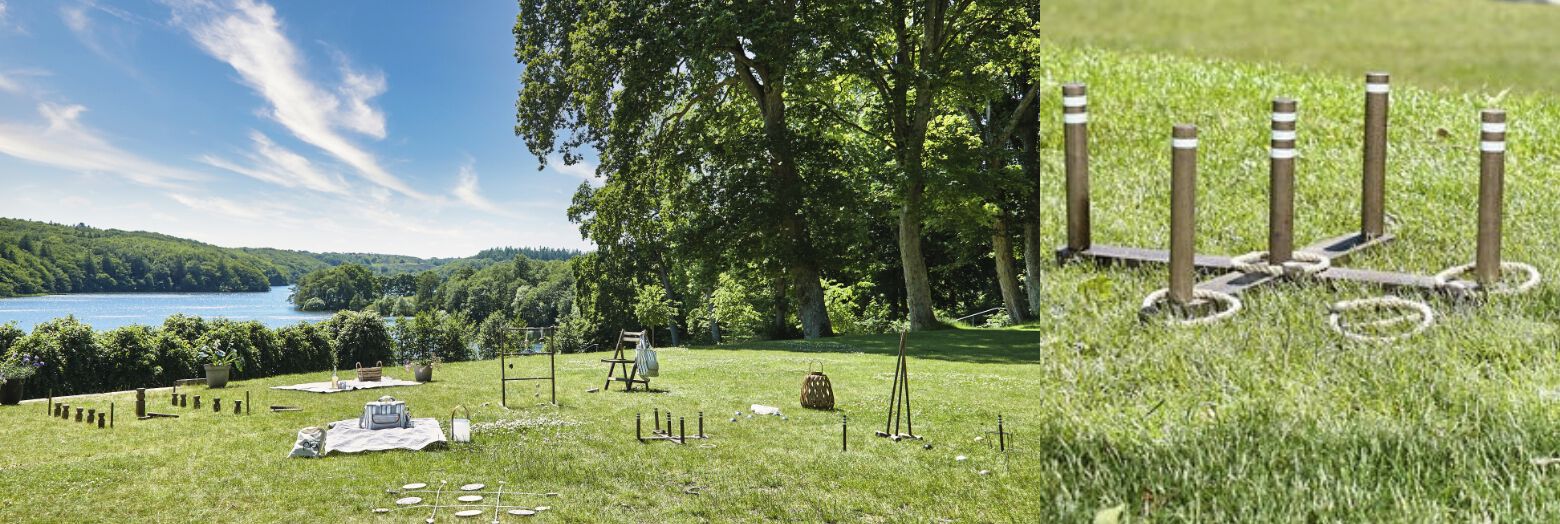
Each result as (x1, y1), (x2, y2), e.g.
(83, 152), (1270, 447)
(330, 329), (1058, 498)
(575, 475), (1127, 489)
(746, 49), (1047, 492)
(323, 417), (446, 455)
(270, 377), (421, 393)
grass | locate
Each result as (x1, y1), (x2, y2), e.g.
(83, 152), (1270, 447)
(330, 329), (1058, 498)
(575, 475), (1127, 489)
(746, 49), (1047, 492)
(1040, 0), (1560, 93)
(5, 47), (1560, 521)
(0, 329), (1042, 523)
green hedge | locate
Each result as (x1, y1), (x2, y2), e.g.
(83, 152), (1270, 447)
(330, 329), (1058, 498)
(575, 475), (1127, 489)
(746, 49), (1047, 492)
(0, 311), (396, 399)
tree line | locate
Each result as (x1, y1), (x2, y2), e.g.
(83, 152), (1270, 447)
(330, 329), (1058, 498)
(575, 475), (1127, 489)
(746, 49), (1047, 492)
(0, 217), (581, 298)
(514, 0), (1042, 340)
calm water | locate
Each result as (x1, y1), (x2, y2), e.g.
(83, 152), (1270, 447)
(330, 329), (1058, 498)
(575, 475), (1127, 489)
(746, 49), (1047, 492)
(0, 286), (333, 332)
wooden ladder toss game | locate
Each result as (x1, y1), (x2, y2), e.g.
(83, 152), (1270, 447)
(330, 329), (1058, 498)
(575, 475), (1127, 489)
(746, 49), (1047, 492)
(500, 326), (557, 408)
(1056, 73), (1541, 330)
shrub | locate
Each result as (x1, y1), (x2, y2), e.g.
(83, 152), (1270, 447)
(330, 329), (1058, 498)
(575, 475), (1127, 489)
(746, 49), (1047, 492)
(550, 313), (595, 353)
(325, 310), (393, 368)
(98, 326), (160, 391)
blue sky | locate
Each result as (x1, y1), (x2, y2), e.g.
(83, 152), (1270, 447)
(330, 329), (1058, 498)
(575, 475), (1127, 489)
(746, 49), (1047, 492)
(0, 0), (598, 258)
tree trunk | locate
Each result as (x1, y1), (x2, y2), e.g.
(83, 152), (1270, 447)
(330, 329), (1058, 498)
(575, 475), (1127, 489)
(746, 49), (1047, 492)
(899, 177), (937, 330)
(992, 215), (1026, 323)
(770, 271), (792, 338)
(1023, 219), (1043, 317)
(705, 290), (720, 345)
(760, 87), (833, 339)
(656, 263), (680, 347)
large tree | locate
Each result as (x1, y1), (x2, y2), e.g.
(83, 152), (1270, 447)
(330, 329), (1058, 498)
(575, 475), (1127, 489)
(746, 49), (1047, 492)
(825, 0), (1039, 330)
(514, 0), (835, 338)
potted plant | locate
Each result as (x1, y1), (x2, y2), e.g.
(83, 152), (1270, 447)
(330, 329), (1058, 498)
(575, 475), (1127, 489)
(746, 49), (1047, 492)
(197, 340), (241, 388)
(0, 353), (44, 406)
(395, 313), (442, 382)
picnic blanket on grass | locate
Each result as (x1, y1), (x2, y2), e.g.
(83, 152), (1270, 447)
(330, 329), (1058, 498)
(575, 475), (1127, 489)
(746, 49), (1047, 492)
(270, 377), (421, 393)
(323, 417), (445, 456)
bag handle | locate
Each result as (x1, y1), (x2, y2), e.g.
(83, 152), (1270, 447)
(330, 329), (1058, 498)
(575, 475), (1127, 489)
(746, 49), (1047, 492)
(376, 361), (383, 368)
(808, 360), (824, 374)
(355, 362), (362, 370)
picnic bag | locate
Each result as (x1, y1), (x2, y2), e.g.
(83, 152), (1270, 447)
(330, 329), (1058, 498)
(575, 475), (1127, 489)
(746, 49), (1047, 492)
(800, 362), (835, 410)
(635, 338), (660, 377)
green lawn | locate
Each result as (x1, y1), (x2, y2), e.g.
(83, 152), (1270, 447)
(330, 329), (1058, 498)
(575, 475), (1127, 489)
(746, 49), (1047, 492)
(1041, 0), (1560, 93)
(0, 329), (1041, 523)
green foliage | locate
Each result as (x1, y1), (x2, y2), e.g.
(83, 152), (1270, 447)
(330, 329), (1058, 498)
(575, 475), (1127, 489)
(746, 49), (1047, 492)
(0, 218), (274, 296)
(323, 310), (393, 369)
(549, 313), (594, 353)
(822, 280), (897, 336)
(632, 284), (678, 332)
(289, 263), (381, 311)
(97, 326), (159, 388)
(394, 311), (471, 366)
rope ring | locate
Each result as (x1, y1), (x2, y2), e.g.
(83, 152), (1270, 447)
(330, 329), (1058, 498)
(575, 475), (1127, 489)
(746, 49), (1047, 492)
(1327, 296), (1435, 343)
(1431, 261), (1542, 295)
(1230, 250), (1331, 277)
(1139, 288), (1243, 326)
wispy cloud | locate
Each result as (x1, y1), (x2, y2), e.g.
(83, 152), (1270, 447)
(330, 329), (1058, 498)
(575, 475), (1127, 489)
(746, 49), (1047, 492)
(548, 155), (601, 187)
(452, 161), (511, 216)
(200, 131), (350, 194)
(60, 2), (143, 73)
(0, 102), (204, 188)
(170, 0), (424, 199)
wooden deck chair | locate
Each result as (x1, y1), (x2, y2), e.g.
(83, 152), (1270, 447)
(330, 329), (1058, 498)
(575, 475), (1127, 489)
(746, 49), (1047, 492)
(602, 330), (651, 391)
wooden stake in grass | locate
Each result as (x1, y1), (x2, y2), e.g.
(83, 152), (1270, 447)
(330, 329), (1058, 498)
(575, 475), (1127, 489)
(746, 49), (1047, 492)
(1362, 72), (1390, 239)
(1475, 109), (1507, 286)
(1269, 99), (1298, 264)
(1169, 124), (1199, 306)
(1063, 83), (1091, 253)
(135, 388), (146, 419)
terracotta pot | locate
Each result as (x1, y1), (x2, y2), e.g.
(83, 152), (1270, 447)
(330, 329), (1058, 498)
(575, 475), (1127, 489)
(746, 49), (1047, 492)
(0, 379), (22, 406)
(414, 365), (433, 382)
(205, 364), (231, 388)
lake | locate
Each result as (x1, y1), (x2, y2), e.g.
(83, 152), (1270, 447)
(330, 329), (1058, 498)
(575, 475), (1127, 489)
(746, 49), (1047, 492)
(0, 286), (334, 332)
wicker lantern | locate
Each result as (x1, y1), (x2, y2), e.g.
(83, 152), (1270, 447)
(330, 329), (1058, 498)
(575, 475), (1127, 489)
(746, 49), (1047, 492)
(801, 362), (835, 410)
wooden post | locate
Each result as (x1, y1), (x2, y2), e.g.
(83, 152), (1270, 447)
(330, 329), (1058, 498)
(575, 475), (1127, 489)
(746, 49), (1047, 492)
(97, 412), (105, 429)
(75, 407), (83, 422)
(87, 408), (95, 423)
(245, 391), (250, 415)
(1475, 109), (1507, 285)
(135, 388), (146, 419)
(842, 414), (848, 452)
(213, 398), (221, 413)
(1362, 72), (1390, 239)
(110, 403), (114, 428)
(1169, 124), (1199, 305)
(1269, 99), (1298, 264)
(193, 395), (201, 410)
(234, 400), (243, 414)
(636, 413), (642, 442)
(1063, 83), (1092, 252)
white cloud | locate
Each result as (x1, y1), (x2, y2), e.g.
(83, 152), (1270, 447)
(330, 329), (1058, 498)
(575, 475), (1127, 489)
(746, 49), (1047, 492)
(0, 73), (19, 94)
(548, 155), (601, 186)
(452, 162), (509, 215)
(60, 3), (140, 69)
(199, 131), (350, 194)
(171, 0), (423, 199)
(0, 102), (205, 188)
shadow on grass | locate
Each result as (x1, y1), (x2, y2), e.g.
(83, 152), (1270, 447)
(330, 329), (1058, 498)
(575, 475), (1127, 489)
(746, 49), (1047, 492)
(692, 328), (1041, 365)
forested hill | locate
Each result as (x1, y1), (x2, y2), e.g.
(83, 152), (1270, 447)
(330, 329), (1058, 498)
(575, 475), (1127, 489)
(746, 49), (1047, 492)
(0, 217), (584, 297)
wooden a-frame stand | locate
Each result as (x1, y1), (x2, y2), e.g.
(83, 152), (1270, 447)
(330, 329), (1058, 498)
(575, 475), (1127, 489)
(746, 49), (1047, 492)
(876, 332), (920, 441)
(601, 330), (650, 391)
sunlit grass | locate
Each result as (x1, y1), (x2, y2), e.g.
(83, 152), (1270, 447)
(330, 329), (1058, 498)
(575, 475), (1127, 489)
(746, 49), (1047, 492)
(1040, 0), (1560, 94)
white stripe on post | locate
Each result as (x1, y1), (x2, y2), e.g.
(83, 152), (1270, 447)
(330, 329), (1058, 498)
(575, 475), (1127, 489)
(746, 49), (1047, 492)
(1172, 138), (1198, 149)
(1271, 149), (1296, 159)
(1482, 122), (1506, 133)
(1272, 130), (1297, 141)
(1062, 96), (1087, 108)
(1481, 141), (1505, 153)
(1271, 112), (1297, 123)
(1365, 83), (1389, 94)
(1063, 113), (1088, 124)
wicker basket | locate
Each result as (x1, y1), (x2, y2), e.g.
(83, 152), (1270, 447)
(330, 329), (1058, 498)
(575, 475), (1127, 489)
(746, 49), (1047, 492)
(356, 361), (383, 382)
(800, 362), (834, 410)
